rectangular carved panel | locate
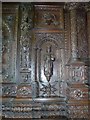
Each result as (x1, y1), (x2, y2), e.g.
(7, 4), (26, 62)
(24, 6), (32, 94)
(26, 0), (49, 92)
(34, 5), (64, 29)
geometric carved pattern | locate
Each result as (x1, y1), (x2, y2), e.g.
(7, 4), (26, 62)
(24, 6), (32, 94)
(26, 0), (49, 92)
(67, 62), (89, 119)
(69, 65), (88, 84)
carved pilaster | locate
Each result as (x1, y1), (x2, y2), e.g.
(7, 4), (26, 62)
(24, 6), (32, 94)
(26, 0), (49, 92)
(70, 9), (78, 61)
(17, 3), (33, 98)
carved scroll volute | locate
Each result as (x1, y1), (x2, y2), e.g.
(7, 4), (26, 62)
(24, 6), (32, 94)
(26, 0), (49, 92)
(44, 45), (55, 82)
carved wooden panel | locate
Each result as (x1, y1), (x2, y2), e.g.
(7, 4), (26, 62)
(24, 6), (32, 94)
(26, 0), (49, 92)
(33, 32), (65, 97)
(2, 2), (90, 120)
(34, 5), (64, 29)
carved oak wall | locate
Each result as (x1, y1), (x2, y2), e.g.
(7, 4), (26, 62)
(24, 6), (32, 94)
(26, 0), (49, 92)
(2, 2), (90, 119)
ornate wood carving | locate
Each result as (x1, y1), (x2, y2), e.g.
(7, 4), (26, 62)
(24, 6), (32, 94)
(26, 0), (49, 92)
(17, 3), (33, 98)
(2, 2), (90, 119)
(34, 5), (64, 29)
(33, 32), (65, 98)
(77, 10), (89, 61)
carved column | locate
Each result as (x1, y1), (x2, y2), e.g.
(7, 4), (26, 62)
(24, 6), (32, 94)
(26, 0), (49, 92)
(70, 8), (78, 61)
(65, 3), (89, 119)
(86, 4), (90, 60)
(65, 3), (79, 62)
(86, 4), (90, 88)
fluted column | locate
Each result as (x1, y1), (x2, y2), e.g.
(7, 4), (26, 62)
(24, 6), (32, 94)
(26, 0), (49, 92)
(86, 6), (90, 60)
(85, 3), (90, 86)
(70, 8), (78, 61)
(65, 3), (79, 64)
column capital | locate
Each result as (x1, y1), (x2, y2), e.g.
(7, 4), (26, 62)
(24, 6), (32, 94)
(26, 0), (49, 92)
(64, 2), (79, 10)
(64, 2), (90, 11)
(84, 2), (90, 12)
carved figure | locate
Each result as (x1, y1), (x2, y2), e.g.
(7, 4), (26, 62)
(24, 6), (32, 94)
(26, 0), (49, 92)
(44, 45), (55, 81)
